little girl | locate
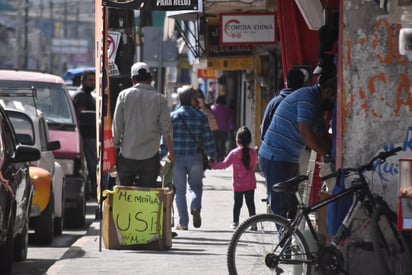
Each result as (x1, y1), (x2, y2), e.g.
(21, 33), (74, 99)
(210, 126), (258, 229)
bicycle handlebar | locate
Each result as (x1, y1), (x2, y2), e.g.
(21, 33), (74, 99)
(320, 146), (402, 181)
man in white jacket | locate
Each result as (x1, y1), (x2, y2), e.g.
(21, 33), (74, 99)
(112, 62), (175, 187)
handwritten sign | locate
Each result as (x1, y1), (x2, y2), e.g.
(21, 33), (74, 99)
(111, 186), (163, 246)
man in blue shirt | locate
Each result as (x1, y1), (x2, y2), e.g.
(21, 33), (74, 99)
(260, 68), (305, 142)
(170, 86), (216, 230)
(259, 76), (337, 218)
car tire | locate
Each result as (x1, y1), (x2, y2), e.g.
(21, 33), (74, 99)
(54, 187), (65, 236)
(33, 194), (54, 244)
(64, 194), (86, 228)
(0, 212), (14, 275)
(13, 218), (29, 261)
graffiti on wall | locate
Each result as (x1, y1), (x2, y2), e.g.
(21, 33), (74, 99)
(372, 126), (412, 189)
(344, 18), (412, 120)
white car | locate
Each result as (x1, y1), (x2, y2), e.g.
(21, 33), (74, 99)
(3, 102), (65, 243)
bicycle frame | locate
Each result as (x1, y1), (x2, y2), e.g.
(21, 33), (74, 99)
(283, 174), (372, 253)
(227, 147), (404, 275)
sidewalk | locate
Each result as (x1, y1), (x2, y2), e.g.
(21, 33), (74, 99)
(46, 168), (269, 275)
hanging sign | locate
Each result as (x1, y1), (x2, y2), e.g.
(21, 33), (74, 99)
(207, 56), (254, 71)
(154, 0), (199, 11)
(207, 24), (253, 57)
(219, 13), (275, 45)
(102, 0), (144, 10)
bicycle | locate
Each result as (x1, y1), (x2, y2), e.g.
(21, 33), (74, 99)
(227, 146), (412, 275)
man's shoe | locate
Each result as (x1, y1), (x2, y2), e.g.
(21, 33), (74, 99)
(191, 208), (201, 228)
(231, 222), (239, 230)
(175, 224), (188, 230)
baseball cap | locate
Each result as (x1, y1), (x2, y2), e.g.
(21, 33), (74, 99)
(313, 65), (323, 75)
(131, 62), (151, 77)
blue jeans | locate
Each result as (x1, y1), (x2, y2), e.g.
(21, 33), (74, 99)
(259, 156), (299, 218)
(173, 153), (204, 227)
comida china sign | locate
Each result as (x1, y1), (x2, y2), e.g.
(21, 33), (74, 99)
(219, 13), (275, 45)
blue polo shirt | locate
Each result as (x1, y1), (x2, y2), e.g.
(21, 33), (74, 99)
(259, 84), (322, 163)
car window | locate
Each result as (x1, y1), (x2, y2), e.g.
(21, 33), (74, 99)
(0, 109), (16, 157)
(0, 115), (5, 168)
(7, 113), (35, 146)
(0, 83), (75, 125)
(36, 86), (74, 124)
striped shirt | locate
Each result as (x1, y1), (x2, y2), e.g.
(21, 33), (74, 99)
(259, 85), (323, 163)
(171, 105), (216, 159)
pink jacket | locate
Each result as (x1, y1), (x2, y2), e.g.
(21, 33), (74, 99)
(210, 146), (258, 192)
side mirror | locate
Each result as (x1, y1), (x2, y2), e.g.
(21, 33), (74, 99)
(47, 140), (61, 151)
(13, 145), (40, 163)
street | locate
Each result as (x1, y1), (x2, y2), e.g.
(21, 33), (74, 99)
(11, 200), (99, 275)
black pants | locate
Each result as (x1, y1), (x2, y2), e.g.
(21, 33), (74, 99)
(116, 153), (160, 187)
(213, 130), (228, 161)
(233, 190), (256, 224)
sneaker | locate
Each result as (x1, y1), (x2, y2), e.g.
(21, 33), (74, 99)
(175, 224), (188, 230)
(250, 224), (257, 231)
(191, 208), (201, 228)
(231, 222), (239, 229)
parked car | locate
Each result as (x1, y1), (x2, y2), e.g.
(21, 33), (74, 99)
(4, 104), (65, 243)
(0, 104), (40, 274)
(0, 70), (88, 228)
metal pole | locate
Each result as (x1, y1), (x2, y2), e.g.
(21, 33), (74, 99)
(50, 0), (53, 72)
(157, 35), (162, 93)
(16, 0), (23, 68)
(24, 0), (28, 68)
(39, 0), (43, 70)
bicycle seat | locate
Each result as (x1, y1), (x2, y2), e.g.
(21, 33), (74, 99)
(273, 175), (308, 193)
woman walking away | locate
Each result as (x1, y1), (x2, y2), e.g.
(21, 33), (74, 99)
(210, 126), (258, 229)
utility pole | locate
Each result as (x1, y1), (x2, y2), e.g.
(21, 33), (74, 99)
(16, 0), (23, 68)
(76, 5), (79, 38)
(39, 0), (43, 70)
(64, 0), (67, 37)
(24, 0), (29, 68)
(50, 0), (54, 72)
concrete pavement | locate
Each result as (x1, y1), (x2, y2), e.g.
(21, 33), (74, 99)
(45, 168), (270, 275)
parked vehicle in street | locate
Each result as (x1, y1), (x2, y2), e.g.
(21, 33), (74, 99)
(0, 104), (40, 275)
(0, 70), (88, 228)
(4, 104), (65, 244)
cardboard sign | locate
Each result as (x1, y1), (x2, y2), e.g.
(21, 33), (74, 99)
(111, 186), (163, 245)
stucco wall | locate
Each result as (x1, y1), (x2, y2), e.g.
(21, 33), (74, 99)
(342, 0), (412, 209)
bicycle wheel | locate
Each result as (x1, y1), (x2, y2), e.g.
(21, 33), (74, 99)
(227, 214), (312, 275)
(370, 203), (412, 275)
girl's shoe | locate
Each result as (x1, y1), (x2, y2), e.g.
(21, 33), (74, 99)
(231, 222), (239, 229)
